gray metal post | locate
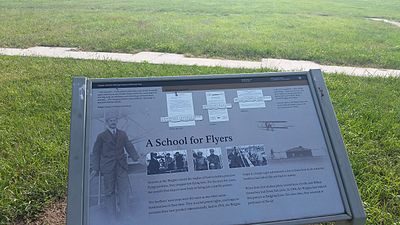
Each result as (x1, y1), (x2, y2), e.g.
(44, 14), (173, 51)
(309, 69), (366, 225)
(66, 77), (87, 225)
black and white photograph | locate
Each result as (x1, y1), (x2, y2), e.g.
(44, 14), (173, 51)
(192, 147), (223, 171)
(146, 150), (188, 175)
(269, 146), (326, 160)
(89, 110), (145, 224)
(227, 144), (268, 168)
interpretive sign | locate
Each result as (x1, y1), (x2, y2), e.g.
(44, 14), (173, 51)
(67, 70), (365, 225)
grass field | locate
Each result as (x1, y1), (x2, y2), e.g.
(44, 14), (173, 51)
(0, 0), (400, 224)
(0, 0), (400, 69)
(0, 55), (399, 224)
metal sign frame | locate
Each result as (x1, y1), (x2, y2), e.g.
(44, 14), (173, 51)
(67, 69), (366, 225)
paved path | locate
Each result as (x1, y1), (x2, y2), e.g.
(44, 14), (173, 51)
(368, 18), (400, 28)
(1, 46), (399, 77)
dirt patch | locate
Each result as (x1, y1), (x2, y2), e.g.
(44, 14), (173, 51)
(14, 197), (67, 225)
(317, 13), (331, 17)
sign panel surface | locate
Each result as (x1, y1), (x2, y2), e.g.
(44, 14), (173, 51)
(86, 74), (345, 225)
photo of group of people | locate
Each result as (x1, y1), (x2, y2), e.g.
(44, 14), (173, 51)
(146, 150), (188, 175)
(193, 148), (222, 171)
(227, 144), (267, 168)
(146, 144), (268, 174)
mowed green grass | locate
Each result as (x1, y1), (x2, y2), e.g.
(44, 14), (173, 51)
(0, 0), (400, 69)
(0, 55), (399, 224)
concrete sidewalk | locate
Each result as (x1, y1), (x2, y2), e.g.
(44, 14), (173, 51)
(1, 46), (399, 77)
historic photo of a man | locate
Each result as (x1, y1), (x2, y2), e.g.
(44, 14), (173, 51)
(91, 111), (139, 222)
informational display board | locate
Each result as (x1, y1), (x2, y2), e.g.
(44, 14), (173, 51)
(67, 70), (365, 225)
